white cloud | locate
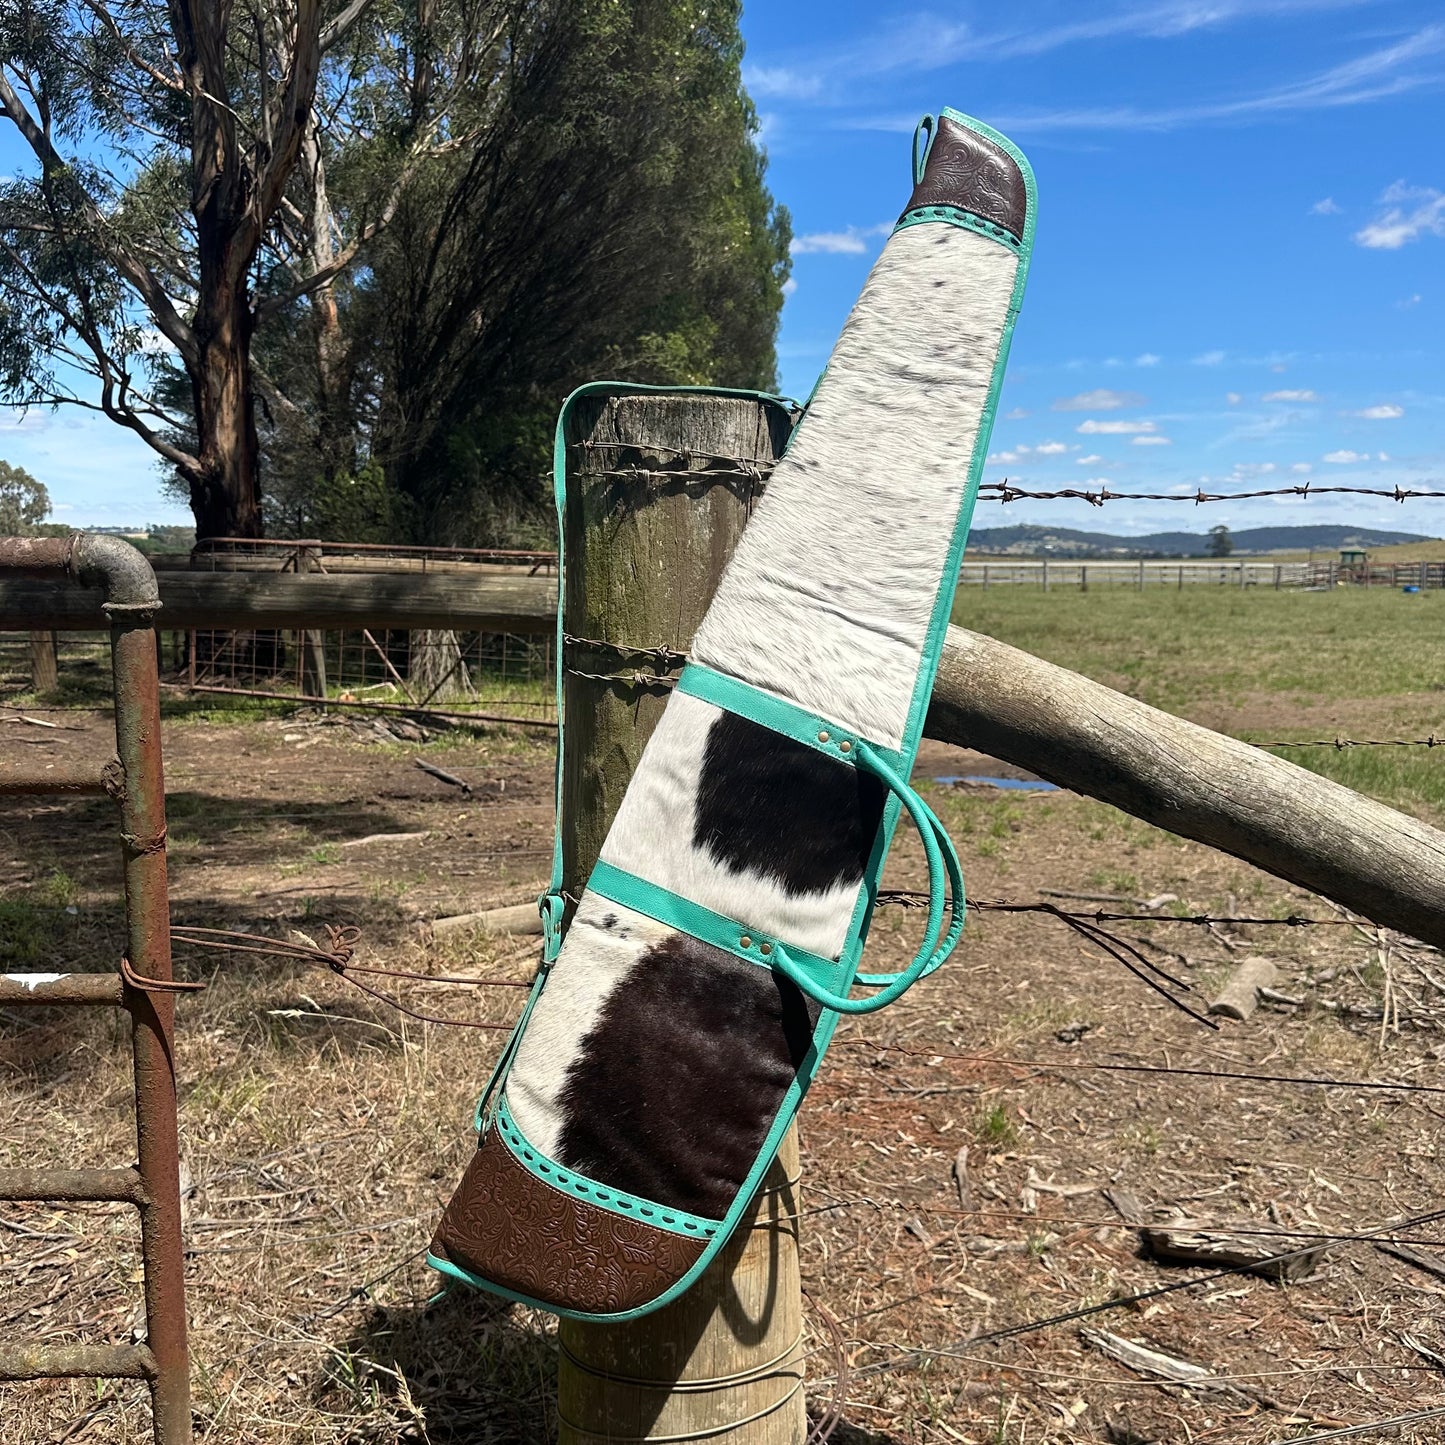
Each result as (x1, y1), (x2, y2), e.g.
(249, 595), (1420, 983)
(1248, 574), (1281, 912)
(1226, 392), (1243, 405)
(743, 65), (824, 101)
(987, 450), (1024, 465)
(791, 223), (890, 255)
(1033, 440), (1069, 456)
(1355, 182), (1445, 249)
(780, 277), (797, 297)
(0, 408), (49, 435)
(1193, 349), (1226, 366)
(1052, 388), (1146, 411)
(1263, 389), (1319, 402)
(1005, 406), (1030, 420)
(977, 24), (1445, 133)
(1077, 454), (1105, 465)
(1323, 449), (1369, 463)
(1311, 197), (1341, 215)
(1378, 451), (1391, 461)
(1132, 435), (1172, 446)
(1398, 293), (1423, 309)
(1135, 352), (1161, 367)
(751, 1), (1379, 109)
(1291, 462), (1313, 474)
(1351, 403), (1404, 419)
(1078, 418), (1157, 435)
(1081, 477), (1114, 488)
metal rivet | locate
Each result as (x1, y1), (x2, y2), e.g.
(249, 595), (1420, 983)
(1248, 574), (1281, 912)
(817, 730), (830, 743)
(740, 935), (753, 949)
(760, 942), (772, 956)
(839, 739), (853, 753)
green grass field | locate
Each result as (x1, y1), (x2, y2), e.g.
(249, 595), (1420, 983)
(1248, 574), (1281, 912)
(952, 584), (1445, 817)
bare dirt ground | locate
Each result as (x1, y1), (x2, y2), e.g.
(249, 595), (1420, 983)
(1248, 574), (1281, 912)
(3, 709), (1444, 1444)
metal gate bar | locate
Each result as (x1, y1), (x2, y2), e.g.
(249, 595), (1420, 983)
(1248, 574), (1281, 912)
(0, 534), (190, 1445)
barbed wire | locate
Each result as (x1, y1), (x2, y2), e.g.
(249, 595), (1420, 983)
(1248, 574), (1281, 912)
(979, 481), (1445, 506)
(166, 924), (520, 1030)
(797, 1197), (1445, 1250)
(834, 1039), (1445, 1097)
(881, 891), (1361, 928)
(1254, 735), (1445, 750)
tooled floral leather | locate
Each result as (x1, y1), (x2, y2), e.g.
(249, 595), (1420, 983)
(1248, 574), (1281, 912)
(431, 1125), (706, 1314)
(902, 115), (1026, 240)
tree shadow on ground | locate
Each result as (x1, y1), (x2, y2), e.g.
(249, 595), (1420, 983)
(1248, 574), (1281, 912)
(328, 1287), (557, 1443)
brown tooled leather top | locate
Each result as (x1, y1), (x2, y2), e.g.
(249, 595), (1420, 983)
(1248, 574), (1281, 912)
(431, 1124), (706, 1315)
(901, 115), (1027, 242)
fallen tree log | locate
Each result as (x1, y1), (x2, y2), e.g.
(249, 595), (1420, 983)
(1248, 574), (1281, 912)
(929, 626), (1445, 950)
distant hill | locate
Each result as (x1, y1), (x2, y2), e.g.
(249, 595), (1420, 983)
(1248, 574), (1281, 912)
(967, 523), (1437, 558)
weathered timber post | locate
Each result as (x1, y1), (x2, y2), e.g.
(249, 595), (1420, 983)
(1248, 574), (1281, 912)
(555, 392), (807, 1445)
(297, 546), (328, 699)
(28, 629), (57, 693)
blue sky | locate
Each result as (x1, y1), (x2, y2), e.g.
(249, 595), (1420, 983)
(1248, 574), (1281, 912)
(742, 0), (1444, 537)
(2, 0), (1441, 536)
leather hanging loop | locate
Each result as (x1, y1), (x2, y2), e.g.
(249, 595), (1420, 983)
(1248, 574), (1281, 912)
(912, 113), (937, 185)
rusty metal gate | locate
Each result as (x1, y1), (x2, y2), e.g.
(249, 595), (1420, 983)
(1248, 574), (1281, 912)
(0, 536), (190, 1444)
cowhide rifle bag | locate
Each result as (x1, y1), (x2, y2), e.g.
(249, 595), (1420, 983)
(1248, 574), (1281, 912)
(430, 108), (1036, 1320)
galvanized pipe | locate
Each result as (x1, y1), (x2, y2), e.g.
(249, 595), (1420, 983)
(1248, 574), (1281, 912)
(0, 534), (190, 1445)
(0, 1343), (158, 1381)
(0, 972), (126, 1006)
(0, 1166), (144, 1203)
(111, 610), (191, 1445)
(0, 757), (117, 795)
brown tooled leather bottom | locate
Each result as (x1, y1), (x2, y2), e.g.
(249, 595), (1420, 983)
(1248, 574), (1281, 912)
(431, 1126), (706, 1314)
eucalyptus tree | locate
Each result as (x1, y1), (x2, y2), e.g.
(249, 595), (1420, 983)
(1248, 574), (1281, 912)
(0, 0), (507, 537)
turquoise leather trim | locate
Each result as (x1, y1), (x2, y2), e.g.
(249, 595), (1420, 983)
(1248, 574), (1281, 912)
(545, 380), (801, 936)
(895, 204), (1021, 252)
(495, 1100), (721, 1239)
(587, 858), (843, 981)
(675, 663), (903, 768)
(472, 964), (549, 1132)
(895, 107), (1037, 771)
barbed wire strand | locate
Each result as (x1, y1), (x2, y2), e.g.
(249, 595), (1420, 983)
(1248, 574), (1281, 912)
(793, 1198), (1445, 1250)
(1264, 1406), (1445, 1444)
(835, 1039), (1445, 1097)
(979, 481), (1445, 506)
(168, 924), (520, 1029)
(558, 632), (1445, 749)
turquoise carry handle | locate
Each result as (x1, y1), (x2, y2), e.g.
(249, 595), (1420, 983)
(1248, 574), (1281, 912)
(771, 743), (964, 1015)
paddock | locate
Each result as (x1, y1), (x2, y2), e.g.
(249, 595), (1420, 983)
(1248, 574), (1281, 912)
(4, 567), (1444, 1443)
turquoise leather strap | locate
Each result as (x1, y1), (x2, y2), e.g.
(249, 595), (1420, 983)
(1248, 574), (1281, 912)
(587, 859), (841, 983)
(676, 663), (904, 770)
(769, 741), (964, 1014)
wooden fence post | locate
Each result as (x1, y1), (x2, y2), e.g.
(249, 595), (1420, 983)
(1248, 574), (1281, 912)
(554, 391), (807, 1445)
(28, 629), (58, 693)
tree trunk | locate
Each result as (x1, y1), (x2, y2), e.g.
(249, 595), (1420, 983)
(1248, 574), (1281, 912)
(188, 274), (262, 540)
(409, 629), (471, 704)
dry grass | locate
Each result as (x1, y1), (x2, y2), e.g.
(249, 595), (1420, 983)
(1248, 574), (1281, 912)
(3, 600), (1445, 1441)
